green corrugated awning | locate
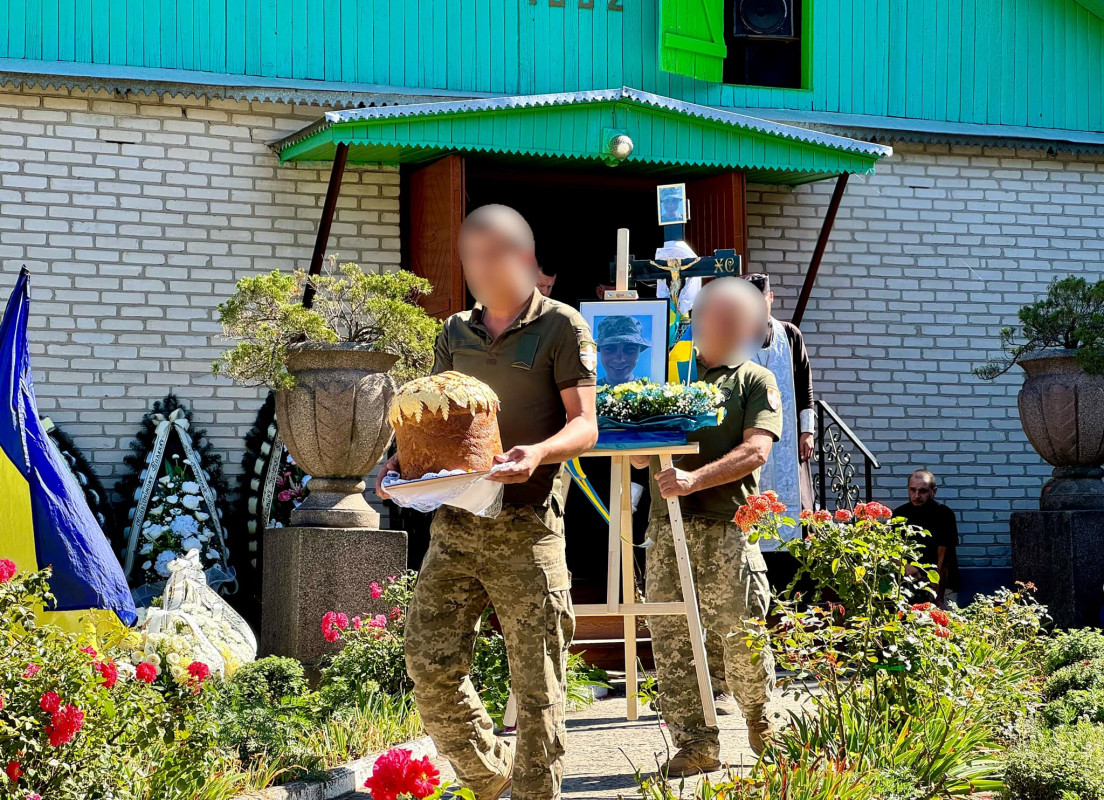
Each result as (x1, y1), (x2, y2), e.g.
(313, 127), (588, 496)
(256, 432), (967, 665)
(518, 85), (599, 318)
(275, 87), (892, 186)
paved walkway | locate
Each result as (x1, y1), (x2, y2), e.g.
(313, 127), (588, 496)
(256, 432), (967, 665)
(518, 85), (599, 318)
(348, 687), (798, 800)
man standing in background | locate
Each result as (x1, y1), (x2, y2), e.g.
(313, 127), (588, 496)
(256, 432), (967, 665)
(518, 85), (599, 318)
(895, 469), (961, 607)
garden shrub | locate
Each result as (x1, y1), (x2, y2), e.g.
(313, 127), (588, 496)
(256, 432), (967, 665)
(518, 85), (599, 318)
(1044, 628), (1104, 674)
(1041, 687), (1104, 727)
(1003, 723), (1104, 800)
(1042, 658), (1104, 701)
(227, 655), (306, 705)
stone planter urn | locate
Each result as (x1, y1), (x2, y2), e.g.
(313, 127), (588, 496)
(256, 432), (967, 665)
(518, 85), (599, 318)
(274, 344), (397, 528)
(1017, 349), (1104, 510)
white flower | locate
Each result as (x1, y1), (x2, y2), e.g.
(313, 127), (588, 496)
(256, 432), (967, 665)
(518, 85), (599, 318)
(182, 495), (202, 511)
(195, 512), (209, 522)
(158, 475), (172, 486)
(181, 536), (202, 552)
(117, 662), (137, 682)
(181, 481), (201, 495)
(206, 549), (220, 561)
(130, 651), (144, 665)
(166, 653), (179, 666)
(141, 560), (153, 570)
(149, 505), (165, 517)
(140, 543), (153, 555)
(165, 495), (180, 505)
(148, 653), (162, 667)
(170, 515), (200, 536)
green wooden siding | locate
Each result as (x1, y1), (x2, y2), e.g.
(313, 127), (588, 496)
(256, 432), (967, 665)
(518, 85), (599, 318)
(2, 0), (1102, 134)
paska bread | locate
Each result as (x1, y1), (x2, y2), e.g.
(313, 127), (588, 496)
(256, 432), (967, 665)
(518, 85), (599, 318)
(388, 371), (503, 480)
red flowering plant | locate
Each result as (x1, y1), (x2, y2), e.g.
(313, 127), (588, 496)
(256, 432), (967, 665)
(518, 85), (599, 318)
(0, 562), (220, 799)
(363, 747), (468, 800)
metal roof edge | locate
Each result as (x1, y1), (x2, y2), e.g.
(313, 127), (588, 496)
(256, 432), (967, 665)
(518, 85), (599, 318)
(319, 86), (891, 158)
(756, 108), (1104, 153)
(0, 58), (487, 107)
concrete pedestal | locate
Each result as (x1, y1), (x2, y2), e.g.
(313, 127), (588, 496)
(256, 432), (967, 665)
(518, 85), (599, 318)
(1011, 510), (1104, 628)
(261, 526), (408, 665)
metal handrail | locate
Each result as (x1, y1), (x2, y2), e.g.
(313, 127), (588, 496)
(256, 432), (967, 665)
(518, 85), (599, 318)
(814, 399), (882, 511)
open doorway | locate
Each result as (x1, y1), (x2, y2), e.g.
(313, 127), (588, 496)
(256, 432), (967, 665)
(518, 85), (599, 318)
(464, 161), (666, 306)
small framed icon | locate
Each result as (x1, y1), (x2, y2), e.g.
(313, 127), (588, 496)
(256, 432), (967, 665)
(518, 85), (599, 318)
(656, 183), (689, 226)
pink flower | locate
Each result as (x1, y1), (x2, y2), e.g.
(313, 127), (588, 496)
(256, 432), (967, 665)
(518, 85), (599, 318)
(97, 658), (119, 689)
(352, 616), (362, 630)
(363, 748), (440, 800)
(27, 794), (41, 800)
(370, 582), (384, 600)
(389, 606), (403, 621)
(368, 614), (388, 629)
(40, 691), (61, 714)
(278, 490), (292, 503)
(45, 704), (84, 746)
(79, 646), (97, 658)
(136, 662), (158, 683)
(321, 611), (350, 642)
(0, 558), (16, 583)
(22, 664), (40, 679)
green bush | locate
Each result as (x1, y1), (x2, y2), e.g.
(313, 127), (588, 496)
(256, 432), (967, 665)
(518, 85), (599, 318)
(1044, 628), (1104, 674)
(227, 656), (307, 705)
(1003, 723), (1104, 800)
(1041, 687), (1104, 727)
(1043, 658), (1104, 701)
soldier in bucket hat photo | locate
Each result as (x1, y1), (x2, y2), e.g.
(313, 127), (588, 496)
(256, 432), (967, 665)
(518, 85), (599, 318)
(596, 315), (652, 385)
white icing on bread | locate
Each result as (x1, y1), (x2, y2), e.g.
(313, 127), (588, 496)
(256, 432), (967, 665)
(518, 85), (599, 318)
(388, 371), (500, 427)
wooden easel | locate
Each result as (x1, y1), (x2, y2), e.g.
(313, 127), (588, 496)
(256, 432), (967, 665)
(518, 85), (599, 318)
(574, 444), (717, 726)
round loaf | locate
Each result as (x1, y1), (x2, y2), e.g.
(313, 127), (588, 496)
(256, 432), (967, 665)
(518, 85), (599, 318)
(388, 372), (503, 480)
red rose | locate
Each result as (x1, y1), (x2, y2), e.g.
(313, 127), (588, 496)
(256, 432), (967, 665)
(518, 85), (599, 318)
(0, 558), (16, 583)
(370, 582), (384, 600)
(45, 704), (84, 747)
(136, 662), (158, 683)
(40, 691), (61, 714)
(97, 659), (119, 689)
(834, 509), (853, 522)
(5, 760), (22, 782)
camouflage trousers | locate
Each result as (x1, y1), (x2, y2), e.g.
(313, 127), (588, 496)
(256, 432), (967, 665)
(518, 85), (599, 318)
(645, 514), (774, 759)
(405, 504), (574, 800)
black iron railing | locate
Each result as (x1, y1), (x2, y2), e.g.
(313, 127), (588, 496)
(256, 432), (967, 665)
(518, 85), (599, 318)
(814, 399), (881, 511)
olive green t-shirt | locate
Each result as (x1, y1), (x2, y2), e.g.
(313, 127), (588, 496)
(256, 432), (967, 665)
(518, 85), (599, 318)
(649, 359), (784, 521)
(433, 290), (597, 508)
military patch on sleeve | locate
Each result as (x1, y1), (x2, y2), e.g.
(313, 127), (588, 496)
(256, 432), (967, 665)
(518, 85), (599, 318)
(767, 387), (782, 411)
(580, 341), (597, 372)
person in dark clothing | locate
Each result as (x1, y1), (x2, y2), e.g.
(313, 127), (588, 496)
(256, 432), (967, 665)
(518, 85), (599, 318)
(893, 469), (961, 606)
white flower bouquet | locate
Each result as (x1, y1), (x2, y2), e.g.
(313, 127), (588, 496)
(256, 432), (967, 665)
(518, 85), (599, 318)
(136, 456), (228, 587)
(595, 379), (725, 448)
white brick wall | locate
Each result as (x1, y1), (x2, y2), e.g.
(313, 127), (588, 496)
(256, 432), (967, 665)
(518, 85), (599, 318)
(746, 142), (1104, 567)
(0, 86), (400, 511)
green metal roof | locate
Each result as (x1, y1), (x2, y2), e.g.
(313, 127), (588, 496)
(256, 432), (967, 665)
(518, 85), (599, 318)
(275, 87), (891, 185)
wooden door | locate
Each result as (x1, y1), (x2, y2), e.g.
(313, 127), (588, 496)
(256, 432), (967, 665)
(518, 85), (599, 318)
(686, 171), (748, 266)
(407, 155), (466, 318)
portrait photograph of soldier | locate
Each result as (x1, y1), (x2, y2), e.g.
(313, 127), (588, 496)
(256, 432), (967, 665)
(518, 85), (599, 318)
(581, 300), (668, 385)
(657, 183), (689, 225)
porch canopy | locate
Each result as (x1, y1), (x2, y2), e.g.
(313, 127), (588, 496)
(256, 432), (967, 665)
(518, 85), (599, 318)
(275, 86), (891, 186)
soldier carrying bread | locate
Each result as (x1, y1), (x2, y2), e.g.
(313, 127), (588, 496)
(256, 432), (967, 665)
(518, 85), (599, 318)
(375, 204), (598, 800)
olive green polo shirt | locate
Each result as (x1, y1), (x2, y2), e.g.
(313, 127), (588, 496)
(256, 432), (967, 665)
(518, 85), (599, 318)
(649, 358), (784, 521)
(433, 290), (597, 508)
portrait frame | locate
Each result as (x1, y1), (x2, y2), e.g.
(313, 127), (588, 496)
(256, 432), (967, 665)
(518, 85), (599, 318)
(656, 183), (689, 226)
(579, 299), (669, 386)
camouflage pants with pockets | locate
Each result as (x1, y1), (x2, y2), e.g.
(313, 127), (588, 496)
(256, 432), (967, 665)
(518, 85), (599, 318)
(645, 514), (774, 759)
(404, 504), (574, 800)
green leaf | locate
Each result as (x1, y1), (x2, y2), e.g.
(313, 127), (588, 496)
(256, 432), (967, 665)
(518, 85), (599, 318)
(831, 558), (840, 574)
(854, 565), (866, 581)
(927, 569), (940, 583)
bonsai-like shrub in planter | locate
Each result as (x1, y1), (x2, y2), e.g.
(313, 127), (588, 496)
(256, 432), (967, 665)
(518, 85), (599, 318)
(214, 261), (440, 527)
(975, 275), (1104, 509)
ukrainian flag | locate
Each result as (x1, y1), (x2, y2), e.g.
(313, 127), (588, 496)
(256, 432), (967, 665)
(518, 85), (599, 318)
(0, 268), (136, 629)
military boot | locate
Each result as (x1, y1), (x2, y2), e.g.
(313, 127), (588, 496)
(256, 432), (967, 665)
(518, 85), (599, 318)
(746, 715), (776, 756)
(657, 747), (723, 778)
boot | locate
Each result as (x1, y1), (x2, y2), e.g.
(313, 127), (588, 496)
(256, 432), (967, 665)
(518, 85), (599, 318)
(657, 747), (723, 778)
(478, 745), (513, 799)
(746, 715), (776, 756)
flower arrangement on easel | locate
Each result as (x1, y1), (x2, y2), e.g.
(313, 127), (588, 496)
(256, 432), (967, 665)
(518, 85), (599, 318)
(595, 379), (725, 448)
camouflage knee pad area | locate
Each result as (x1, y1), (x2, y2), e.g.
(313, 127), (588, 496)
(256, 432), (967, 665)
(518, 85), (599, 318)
(404, 505), (574, 800)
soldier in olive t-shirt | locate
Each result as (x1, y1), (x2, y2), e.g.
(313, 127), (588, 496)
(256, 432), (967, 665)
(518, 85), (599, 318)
(634, 277), (785, 777)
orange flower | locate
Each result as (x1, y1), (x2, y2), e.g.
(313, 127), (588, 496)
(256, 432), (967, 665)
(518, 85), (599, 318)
(834, 509), (853, 522)
(813, 510), (831, 523)
(799, 509), (814, 522)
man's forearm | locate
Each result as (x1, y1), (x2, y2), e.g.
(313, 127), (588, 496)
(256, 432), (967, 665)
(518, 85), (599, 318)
(688, 440), (769, 493)
(536, 414), (599, 465)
